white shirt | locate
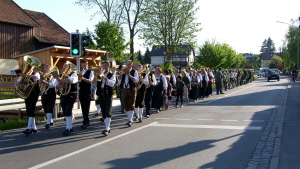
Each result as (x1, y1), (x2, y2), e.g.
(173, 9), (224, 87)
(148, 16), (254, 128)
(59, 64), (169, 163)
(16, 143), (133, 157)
(170, 74), (176, 85)
(208, 71), (214, 78)
(47, 76), (57, 88)
(190, 75), (201, 83)
(142, 74), (149, 86)
(155, 74), (168, 90)
(17, 72), (40, 82)
(150, 74), (157, 86)
(81, 69), (94, 81)
(101, 72), (116, 88)
(68, 72), (78, 84)
(119, 69), (139, 89)
(200, 73), (209, 82)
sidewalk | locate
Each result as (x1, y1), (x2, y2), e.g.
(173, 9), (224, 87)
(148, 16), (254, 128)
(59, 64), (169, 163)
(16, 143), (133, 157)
(279, 80), (300, 168)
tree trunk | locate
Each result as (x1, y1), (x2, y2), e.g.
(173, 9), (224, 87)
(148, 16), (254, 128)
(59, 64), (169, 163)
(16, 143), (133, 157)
(130, 31), (134, 61)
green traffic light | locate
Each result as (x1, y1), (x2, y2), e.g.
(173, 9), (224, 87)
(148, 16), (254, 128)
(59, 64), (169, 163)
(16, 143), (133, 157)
(72, 49), (79, 55)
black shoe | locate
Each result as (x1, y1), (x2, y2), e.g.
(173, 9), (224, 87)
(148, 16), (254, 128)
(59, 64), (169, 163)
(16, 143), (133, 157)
(125, 121), (133, 127)
(145, 115), (150, 118)
(101, 130), (110, 136)
(30, 129), (38, 133)
(121, 110), (125, 114)
(81, 124), (90, 129)
(221, 93), (224, 94)
(62, 129), (70, 136)
(133, 117), (138, 121)
(50, 122), (54, 126)
(45, 124), (50, 129)
(23, 129), (31, 135)
(138, 117), (142, 123)
(94, 113), (100, 117)
(99, 118), (104, 122)
(70, 128), (73, 132)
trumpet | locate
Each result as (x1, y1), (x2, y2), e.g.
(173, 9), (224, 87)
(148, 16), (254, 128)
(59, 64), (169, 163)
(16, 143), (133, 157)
(40, 66), (59, 94)
(92, 67), (104, 81)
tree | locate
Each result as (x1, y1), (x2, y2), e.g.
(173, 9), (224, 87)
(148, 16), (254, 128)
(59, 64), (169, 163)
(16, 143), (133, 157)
(192, 40), (245, 69)
(281, 20), (300, 70)
(144, 47), (151, 64)
(76, 0), (144, 61)
(87, 21), (128, 62)
(160, 60), (174, 72)
(136, 50), (144, 64)
(269, 55), (284, 69)
(75, 0), (124, 24)
(260, 37), (276, 53)
(140, 0), (201, 60)
(122, 0), (144, 60)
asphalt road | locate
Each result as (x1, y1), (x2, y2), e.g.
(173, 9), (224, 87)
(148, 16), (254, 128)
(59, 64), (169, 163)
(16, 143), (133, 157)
(0, 76), (289, 169)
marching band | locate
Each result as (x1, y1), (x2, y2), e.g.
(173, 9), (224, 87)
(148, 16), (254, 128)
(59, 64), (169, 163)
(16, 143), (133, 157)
(15, 56), (255, 137)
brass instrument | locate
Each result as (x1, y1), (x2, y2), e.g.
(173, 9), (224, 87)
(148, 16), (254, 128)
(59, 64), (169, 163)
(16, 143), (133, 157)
(136, 66), (149, 90)
(16, 55), (41, 99)
(57, 62), (76, 96)
(40, 66), (59, 94)
(92, 66), (104, 81)
(145, 64), (154, 88)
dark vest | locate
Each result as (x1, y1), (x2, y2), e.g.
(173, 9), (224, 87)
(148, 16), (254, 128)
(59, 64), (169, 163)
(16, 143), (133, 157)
(79, 69), (91, 89)
(120, 69), (136, 89)
(69, 72), (77, 93)
(169, 74), (174, 84)
(138, 73), (146, 92)
(96, 72), (113, 96)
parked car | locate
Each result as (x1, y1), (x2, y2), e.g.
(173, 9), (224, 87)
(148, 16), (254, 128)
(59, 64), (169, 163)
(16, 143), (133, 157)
(254, 70), (263, 77)
(267, 70), (280, 81)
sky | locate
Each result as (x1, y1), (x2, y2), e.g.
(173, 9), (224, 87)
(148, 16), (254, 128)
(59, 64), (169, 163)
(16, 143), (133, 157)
(14, 0), (300, 55)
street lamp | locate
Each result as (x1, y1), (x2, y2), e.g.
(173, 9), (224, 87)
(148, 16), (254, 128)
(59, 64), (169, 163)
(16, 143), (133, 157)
(276, 21), (300, 70)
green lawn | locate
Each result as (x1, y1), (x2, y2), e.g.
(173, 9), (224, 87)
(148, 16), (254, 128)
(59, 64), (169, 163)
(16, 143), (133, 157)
(0, 118), (45, 131)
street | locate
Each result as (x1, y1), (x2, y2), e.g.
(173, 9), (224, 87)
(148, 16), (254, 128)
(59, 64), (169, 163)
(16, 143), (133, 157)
(0, 76), (293, 169)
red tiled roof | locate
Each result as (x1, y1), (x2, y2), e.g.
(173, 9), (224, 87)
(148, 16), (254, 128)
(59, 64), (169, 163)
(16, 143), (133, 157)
(24, 9), (69, 45)
(0, 0), (39, 26)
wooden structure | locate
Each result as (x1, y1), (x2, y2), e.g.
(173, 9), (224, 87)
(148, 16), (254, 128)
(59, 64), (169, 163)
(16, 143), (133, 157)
(12, 45), (106, 72)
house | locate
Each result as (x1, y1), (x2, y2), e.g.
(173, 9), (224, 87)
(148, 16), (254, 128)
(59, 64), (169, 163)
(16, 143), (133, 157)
(0, 0), (69, 74)
(260, 53), (281, 67)
(150, 45), (195, 70)
(242, 53), (255, 60)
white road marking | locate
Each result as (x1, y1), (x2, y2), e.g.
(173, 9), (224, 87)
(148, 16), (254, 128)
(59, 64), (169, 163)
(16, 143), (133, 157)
(243, 120), (265, 122)
(197, 119), (215, 121)
(175, 119), (192, 120)
(154, 118), (170, 120)
(221, 120), (238, 122)
(225, 85), (256, 97)
(29, 122), (158, 169)
(150, 123), (262, 130)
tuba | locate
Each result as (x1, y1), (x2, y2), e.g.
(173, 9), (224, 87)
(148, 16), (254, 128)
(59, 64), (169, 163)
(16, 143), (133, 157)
(92, 66), (104, 81)
(16, 55), (41, 99)
(40, 66), (59, 94)
(57, 62), (76, 96)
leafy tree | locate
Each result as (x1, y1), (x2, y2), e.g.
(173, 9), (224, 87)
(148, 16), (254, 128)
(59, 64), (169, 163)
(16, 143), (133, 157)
(140, 0), (201, 60)
(75, 0), (124, 24)
(281, 20), (300, 70)
(86, 21), (128, 62)
(144, 47), (151, 64)
(260, 37), (276, 53)
(136, 50), (144, 64)
(192, 40), (245, 69)
(160, 60), (174, 72)
(269, 55), (284, 69)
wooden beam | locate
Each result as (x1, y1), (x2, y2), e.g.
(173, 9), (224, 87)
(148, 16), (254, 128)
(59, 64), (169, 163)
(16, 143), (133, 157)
(53, 58), (60, 68)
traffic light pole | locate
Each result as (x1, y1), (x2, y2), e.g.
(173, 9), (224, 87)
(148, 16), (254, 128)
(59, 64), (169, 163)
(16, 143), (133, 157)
(76, 57), (81, 109)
